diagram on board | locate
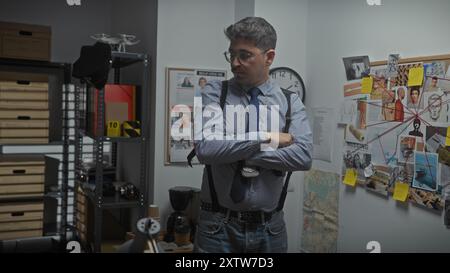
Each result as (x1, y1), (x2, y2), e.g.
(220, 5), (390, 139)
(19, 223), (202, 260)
(340, 56), (450, 212)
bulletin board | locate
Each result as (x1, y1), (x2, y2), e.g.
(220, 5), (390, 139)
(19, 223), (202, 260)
(340, 53), (450, 215)
(164, 67), (227, 165)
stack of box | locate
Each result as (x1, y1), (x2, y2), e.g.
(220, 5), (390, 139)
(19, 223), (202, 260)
(0, 201), (44, 240)
(0, 155), (46, 240)
(0, 78), (49, 144)
(0, 155), (46, 200)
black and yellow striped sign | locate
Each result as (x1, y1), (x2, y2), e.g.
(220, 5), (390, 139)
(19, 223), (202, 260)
(123, 121), (141, 137)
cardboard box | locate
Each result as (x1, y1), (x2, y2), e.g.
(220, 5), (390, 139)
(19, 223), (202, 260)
(0, 91), (48, 101)
(0, 100), (48, 110)
(0, 184), (44, 196)
(0, 120), (49, 128)
(0, 211), (43, 222)
(0, 201), (44, 240)
(0, 81), (48, 92)
(0, 21), (51, 61)
(0, 174), (44, 185)
(0, 138), (48, 144)
(0, 110), (49, 119)
(0, 201), (44, 214)
(0, 220), (43, 232)
(0, 72), (48, 83)
(0, 229), (42, 240)
(0, 128), (48, 137)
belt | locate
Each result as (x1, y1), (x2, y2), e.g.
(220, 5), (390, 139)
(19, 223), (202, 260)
(200, 201), (276, 224)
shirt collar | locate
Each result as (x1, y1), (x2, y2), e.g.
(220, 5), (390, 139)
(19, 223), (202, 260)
(230, 78), (273, 96)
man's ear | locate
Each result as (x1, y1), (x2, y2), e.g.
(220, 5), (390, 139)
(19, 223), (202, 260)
(265, 49), (275, 66)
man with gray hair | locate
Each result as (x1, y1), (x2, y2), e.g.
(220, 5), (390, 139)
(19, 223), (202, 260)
(192, 17), (313, 253)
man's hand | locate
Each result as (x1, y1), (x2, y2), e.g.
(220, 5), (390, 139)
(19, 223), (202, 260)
(267, 132), (293, 147)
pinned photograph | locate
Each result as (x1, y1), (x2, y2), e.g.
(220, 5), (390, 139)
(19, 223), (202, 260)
(394, 62), (423, 87)
(386, 54), (400, 77)
(407, 118), (425, 138)
(398, 136), (416, 163)
(398, 163), (414, 183)
(342, 143), (371, 185)
(409, 188), (444, 211)
(422, 91), (447, 124)
(412, 152), (439, 192)
(424, 61), (446, 78)
(344, 81), (362, 97)
(370, 66), (388, 100)
(345, 98), (368, 144)
(393, 86), (408, 122)
(343, 56), (370, 81)
(365, 165), (394, 197)
(407, 86), (424, 110)
(381, 89), (396, 121)
(425, 126), (450, 166)
(424, 76), (442, 92)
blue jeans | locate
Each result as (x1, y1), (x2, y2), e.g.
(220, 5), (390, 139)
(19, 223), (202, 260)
(193, 209), (287, 253)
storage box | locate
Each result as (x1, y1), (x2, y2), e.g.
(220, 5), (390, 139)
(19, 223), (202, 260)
(0, 201), (44, 240)
(0, 100), (48, 110)
(0, 110), (49, 119)
(0, 120), (49, 128)
(0, 128), (48, 137)
(0, 21), (51, 61)
(0, 80), (49, 92)
(0, 155), (45, 200)
(0, 91), (48, 101)
(0, 78), (49, 144)
(0, 138), (48, 144)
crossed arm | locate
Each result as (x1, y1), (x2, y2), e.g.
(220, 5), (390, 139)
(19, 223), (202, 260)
(195, 81), (313, 172)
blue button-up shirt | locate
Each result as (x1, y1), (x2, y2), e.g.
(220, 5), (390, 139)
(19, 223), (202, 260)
(194, 78), (313, 212)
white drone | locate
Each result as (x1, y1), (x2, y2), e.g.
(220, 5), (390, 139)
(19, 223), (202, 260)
(90, 33), (140, 52)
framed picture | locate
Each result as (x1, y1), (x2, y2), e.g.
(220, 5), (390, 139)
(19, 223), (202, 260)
(165, 67), (227, 164)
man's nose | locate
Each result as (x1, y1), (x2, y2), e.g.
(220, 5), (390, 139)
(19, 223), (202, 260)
(231, 57), (240, 68)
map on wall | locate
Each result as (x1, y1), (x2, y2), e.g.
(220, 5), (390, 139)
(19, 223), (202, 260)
(300, 169), (340, 253)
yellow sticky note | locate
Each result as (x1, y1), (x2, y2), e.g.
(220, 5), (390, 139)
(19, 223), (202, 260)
(446, 127), (450, 147)
(407, 67), (424, 86)
(393, 182), (410, 202)
(361, 76), (373, 94)
(343, 168), (357, 186)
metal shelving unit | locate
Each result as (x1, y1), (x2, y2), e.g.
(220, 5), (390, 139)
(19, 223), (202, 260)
(73, 51), (149, 252)
(0, 58), (72, 251)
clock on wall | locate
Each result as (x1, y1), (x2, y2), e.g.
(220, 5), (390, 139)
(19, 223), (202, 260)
(269, 67), (306, 103)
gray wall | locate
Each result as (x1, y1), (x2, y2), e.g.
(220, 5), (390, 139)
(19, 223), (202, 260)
(0, 0), (112, 63)
(154, 0), (234, 231)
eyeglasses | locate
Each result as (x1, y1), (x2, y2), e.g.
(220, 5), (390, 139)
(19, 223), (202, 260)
(224, 49), (268, 64)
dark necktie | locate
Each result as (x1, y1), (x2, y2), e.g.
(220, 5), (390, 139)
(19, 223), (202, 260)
(230, 87), (260, 203)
